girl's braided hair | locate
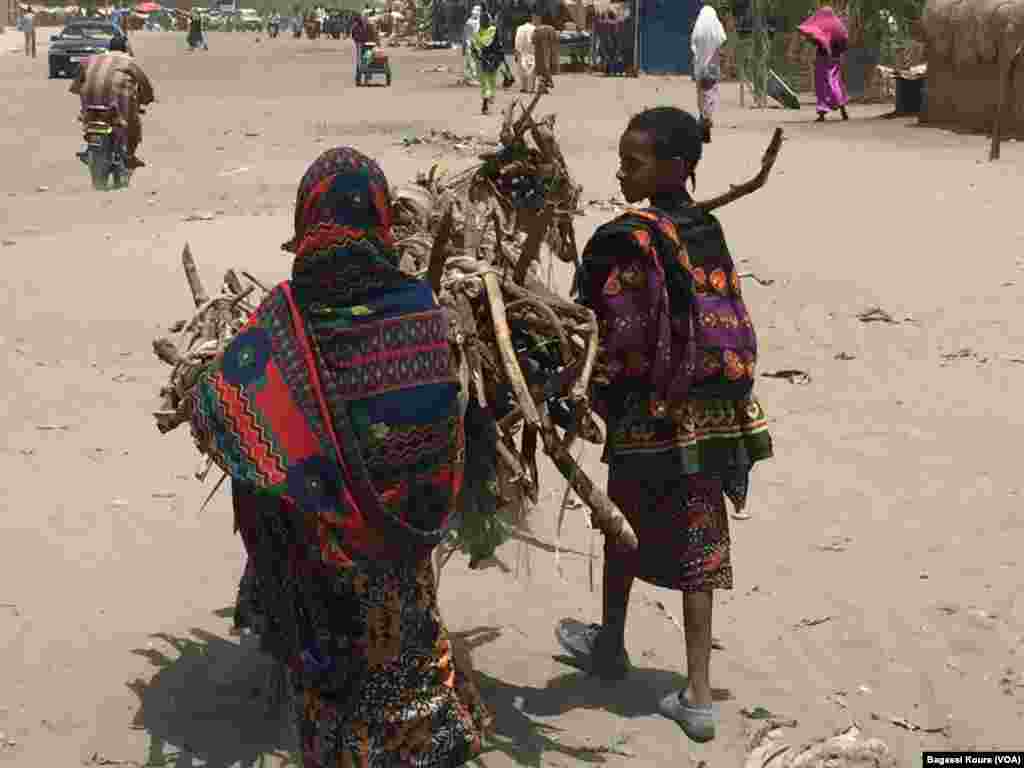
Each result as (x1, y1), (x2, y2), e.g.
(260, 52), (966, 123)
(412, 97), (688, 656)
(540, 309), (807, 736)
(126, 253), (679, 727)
(627, 106), (704, 189)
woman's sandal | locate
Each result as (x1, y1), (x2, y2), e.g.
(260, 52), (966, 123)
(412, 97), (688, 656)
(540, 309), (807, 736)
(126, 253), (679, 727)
(659, 690), (717, 742)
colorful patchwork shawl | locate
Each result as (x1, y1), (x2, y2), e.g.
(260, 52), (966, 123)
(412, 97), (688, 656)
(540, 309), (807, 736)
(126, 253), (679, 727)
(190, 277), (461, 565)
(576, 197), (772, 501)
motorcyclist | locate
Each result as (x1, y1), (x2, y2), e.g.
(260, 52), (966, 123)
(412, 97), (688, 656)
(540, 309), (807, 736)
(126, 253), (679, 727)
(70, 34), (154, 169)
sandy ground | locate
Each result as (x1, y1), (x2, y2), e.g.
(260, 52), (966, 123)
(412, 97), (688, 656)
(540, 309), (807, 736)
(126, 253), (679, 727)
(2, 27), (1024, 768)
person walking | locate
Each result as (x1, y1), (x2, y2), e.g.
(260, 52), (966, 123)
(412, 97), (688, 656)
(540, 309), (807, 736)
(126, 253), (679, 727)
(513, 14), (536, 93)
(532, 14), (558, 91)
(462, 5), (481, 85)
(798, 6), (850, 121)
(555, 107), (773, 743)
(472, 9), (502, 113)
(601, 10), (624, 75)
(690, 3), (726, 142)
(188, 11), (208, 51)
(189, 146), (491, 768)
(22, 5), (37, 59)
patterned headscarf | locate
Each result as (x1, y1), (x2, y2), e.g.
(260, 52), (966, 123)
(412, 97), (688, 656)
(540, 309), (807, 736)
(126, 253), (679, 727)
(283, 145), (394, 255)
(798, 6), (849, 54)
(283, 146), (409, 307)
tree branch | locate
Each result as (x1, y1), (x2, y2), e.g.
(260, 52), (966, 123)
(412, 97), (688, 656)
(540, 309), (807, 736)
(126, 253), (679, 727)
(695, 127), (785, 212)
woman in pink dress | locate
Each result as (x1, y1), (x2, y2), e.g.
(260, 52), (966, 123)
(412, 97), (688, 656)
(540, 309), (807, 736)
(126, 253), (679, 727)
(799, 6), (850, 122)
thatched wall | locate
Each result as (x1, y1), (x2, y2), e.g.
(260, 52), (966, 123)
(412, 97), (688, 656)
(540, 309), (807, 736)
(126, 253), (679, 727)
(922, 0), (1024, 136)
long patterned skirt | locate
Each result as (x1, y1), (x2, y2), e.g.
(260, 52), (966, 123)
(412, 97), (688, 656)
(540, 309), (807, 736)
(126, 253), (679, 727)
(606, 456), (733, 592)
(815, 52), (848, 113)
(232, 487), (490, 767)
(696, 79), (721, 127)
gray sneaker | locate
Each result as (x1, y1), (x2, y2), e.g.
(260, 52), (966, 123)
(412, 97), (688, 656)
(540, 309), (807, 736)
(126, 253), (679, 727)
(555, 619), (631, 680)
(659, 690), (716, 743)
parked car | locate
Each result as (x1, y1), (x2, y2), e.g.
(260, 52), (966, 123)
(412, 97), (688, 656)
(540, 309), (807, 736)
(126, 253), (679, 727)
(238, 8), (263, 31)
(48, 20), (122, 79)
(203, 11), (226, 30)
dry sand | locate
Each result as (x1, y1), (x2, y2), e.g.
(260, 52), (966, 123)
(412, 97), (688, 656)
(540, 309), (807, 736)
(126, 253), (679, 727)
(2, 28), (1023, 768)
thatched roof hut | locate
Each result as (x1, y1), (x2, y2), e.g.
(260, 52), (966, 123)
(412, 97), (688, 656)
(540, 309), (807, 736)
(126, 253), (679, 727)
(921, 0), (1024, 136)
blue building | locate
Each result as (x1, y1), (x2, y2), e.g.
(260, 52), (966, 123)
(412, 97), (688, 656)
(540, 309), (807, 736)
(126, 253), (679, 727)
(636, 0), (701, 75)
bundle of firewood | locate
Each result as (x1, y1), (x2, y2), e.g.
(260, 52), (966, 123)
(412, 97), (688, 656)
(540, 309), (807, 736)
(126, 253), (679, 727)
(151, 92), (785, 558)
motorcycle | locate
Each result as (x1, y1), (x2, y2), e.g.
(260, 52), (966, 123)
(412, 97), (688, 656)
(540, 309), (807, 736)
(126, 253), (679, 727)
(76, 104), (133, 191)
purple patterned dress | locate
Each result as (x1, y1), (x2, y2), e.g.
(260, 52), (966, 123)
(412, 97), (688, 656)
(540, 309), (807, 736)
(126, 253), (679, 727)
(576, 193), (773, 591)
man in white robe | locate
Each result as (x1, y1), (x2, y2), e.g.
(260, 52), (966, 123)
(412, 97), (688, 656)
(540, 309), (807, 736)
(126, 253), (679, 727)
(462, 5), (481, 84)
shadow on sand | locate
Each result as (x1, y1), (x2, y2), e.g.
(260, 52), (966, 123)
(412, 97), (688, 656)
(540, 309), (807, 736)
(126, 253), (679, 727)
(127, 613), (727, 767)
(475, 649), (733, 767)
(127, 611), (296, 768)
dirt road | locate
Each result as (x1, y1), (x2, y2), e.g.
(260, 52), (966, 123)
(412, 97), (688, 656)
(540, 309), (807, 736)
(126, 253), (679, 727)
(2, 29), (1023, 768)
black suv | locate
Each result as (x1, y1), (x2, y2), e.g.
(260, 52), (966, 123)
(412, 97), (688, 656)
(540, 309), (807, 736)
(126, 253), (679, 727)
(49, 21), (124, 79)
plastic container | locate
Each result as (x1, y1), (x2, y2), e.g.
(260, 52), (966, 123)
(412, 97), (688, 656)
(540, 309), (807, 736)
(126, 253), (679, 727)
(894, 76), (924, 114)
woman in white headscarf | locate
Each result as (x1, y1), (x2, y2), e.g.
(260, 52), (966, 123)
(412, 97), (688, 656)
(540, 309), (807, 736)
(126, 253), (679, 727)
(691, 3), (727, 143)
(514, 13), (536, 93)
(463, 5), (482, 84)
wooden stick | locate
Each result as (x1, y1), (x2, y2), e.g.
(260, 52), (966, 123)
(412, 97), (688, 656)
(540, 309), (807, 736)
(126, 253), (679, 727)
(497, 407), (523, 435)
(695, 127), (784, 212)
(555, 217), (579, 264)
(512, 90), (545, 142)
(153, 337), (184, 366)
(504, 296), (572, 364)
(229, 284), (256, 309)
(481, 272), (541, 428)
(570, 313), (599, 404)
(513, 206), (555, 285)
(521, 424), (540, 501)
(493, 435), (537, 499)
(199, 470), (228, 516)
(538, 409), (638, 551)
(181, 242), (209, 308)
(509, 275), (586, 318)
(224, 269), (245, 295)
(428, 204), (455, 294)
(500, 100), (517, 146)
(453, 289), (487, 409)
(241, 270), (270, 293)
(491, 210), (516, 272)
(990, 41), (1024, 161)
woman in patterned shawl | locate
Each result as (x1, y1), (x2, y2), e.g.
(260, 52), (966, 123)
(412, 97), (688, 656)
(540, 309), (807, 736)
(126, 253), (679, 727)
(555, 108), (772, 743)
(188, 147), (490, 767)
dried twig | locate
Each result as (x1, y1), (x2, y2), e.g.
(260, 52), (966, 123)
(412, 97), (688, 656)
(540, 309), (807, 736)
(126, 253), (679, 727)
(428, 203), (455, 293)
(181, 242), (209, 308)
(482, 272), (542, 429)
(696, 128), (785, 212)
